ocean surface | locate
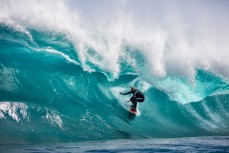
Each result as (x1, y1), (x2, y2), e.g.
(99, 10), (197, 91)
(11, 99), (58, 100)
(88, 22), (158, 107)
(1, 136), (229, 153)
(1, 0), (229, 152)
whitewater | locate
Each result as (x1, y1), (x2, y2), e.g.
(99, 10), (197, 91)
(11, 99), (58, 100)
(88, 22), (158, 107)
(0, 0), (229, 151)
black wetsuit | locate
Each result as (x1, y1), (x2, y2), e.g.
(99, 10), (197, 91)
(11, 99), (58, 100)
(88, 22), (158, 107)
(122, 89), (144, 110)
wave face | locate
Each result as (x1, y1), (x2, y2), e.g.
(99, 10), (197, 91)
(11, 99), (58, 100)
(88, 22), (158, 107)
(0, 0), (229, 143)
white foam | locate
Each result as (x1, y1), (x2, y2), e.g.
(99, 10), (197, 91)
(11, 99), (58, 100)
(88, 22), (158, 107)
(1, 0), (228, 80)
(0, 101), (28, 122)
(0, 18), (37, 46)
(44, 108), (64, 130)
(40, 47), (79, 65)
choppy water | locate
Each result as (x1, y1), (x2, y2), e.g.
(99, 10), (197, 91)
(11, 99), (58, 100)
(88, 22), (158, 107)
(1, 136), (229, 153)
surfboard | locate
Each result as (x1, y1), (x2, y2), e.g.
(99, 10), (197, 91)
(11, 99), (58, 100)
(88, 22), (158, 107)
(129, 108), (137, 114)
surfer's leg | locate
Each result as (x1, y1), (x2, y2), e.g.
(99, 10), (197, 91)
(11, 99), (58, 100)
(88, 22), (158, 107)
(130, 98), (137, 110)
(136, 98), (144, 102)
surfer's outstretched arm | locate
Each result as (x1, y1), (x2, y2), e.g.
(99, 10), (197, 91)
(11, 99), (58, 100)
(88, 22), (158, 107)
(120, 91), (132, 95)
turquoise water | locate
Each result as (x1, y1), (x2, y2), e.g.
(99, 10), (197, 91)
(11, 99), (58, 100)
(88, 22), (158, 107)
(1, 1), (229, 147)
(0, 24), (229, 144)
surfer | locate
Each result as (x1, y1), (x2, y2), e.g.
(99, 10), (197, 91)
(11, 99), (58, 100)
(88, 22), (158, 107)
(120, 86), (145, 112)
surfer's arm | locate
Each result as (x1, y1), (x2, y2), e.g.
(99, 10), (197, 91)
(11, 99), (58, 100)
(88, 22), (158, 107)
(120, 91), (132, 95)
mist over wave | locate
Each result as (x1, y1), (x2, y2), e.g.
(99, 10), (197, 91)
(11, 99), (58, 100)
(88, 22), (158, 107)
(0, 0), (229, 143)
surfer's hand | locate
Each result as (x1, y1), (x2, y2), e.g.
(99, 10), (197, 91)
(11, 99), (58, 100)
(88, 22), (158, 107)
(120, 92), (123, 95)
(126, 100), (130, 102)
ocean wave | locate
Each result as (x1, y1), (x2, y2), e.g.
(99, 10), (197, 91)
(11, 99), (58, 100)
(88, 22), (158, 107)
(0, 1), (229, 143)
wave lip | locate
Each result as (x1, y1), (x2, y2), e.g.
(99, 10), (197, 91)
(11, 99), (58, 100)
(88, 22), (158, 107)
(1, 0), (229, 80)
